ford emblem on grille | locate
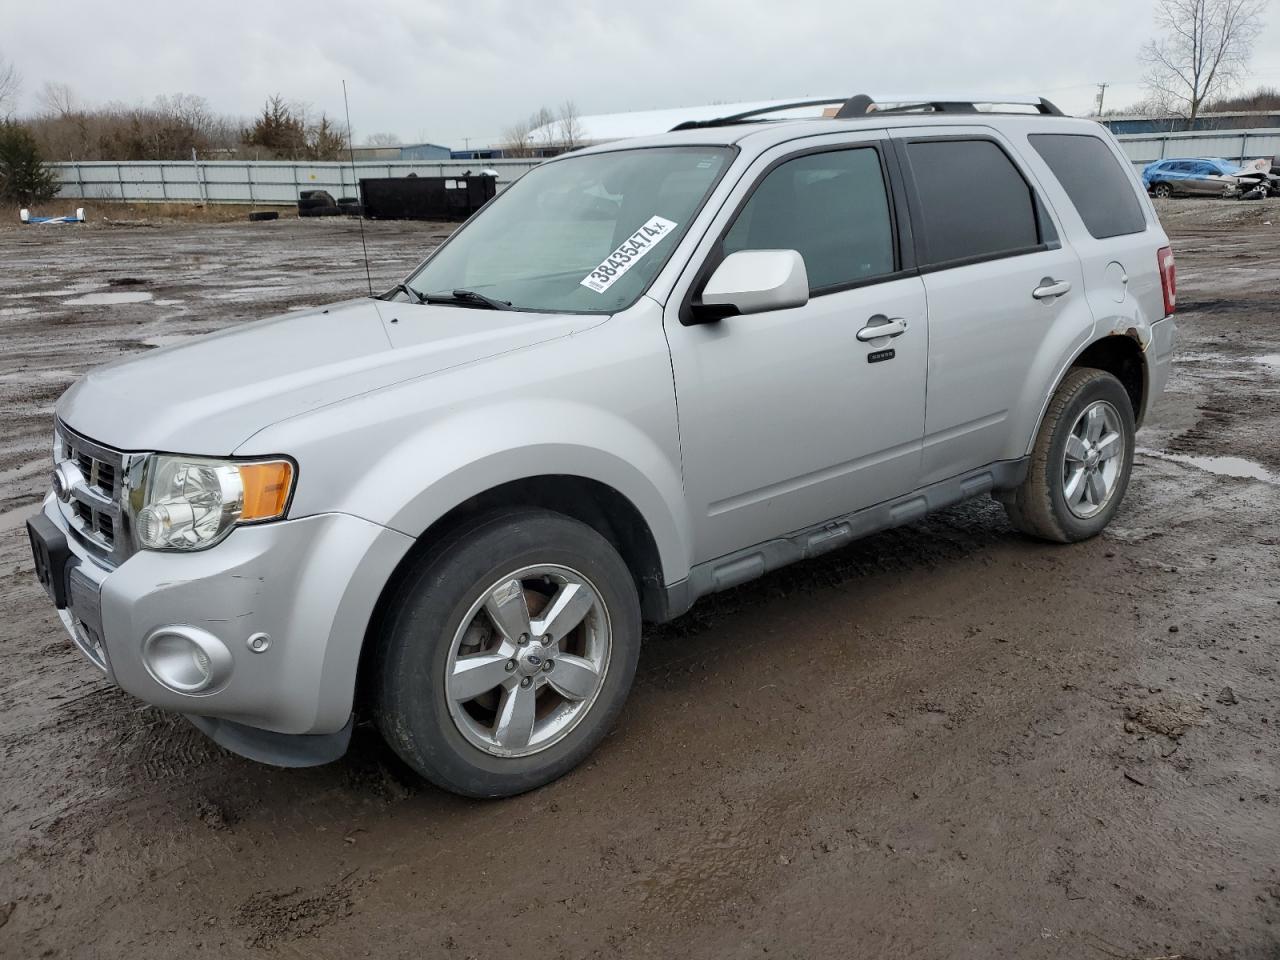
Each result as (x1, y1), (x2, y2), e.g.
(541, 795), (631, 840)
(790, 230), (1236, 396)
(52, 460), (84, 503)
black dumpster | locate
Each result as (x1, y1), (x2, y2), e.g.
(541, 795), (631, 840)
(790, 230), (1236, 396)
(359, 174), (496, 221)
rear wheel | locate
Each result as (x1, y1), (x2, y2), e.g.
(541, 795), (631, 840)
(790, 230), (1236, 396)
(1002, 368), (1135, 543)
(373, 509), (641, 798)
(1151, 182), (1173, 200)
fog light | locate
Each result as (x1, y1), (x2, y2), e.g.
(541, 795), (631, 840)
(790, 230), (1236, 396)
(142, 626), (232, 694)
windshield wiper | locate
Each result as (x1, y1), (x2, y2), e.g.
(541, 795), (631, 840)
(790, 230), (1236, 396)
(423, 288), (514, 311)
(383, 282), (424, 304)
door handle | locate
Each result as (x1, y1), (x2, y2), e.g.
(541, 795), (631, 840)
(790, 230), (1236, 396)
(856, 315), (908, 342)
(1032, 279), (1072, 300)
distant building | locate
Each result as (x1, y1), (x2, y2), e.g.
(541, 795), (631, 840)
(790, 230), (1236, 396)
(349, 142), (452, 162)
(524, 97), (843, 150)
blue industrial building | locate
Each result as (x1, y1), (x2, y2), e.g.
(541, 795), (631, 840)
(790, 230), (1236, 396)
(1101, 111), (1280, 135)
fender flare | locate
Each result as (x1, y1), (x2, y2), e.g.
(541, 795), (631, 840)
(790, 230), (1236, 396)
(1023, 331), (1152, 458)
(340, 399), (694, 587)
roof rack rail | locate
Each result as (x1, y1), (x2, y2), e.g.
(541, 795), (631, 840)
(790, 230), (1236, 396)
(669, 94), (1065, 131)
(670, 98), (848, 131)
(865, 96), (1065, 117)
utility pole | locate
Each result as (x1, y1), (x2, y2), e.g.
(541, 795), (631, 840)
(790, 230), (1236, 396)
(1095, 82), (1109, 116)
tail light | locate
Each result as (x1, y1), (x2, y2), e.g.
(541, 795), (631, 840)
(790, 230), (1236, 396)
(1157, 245), (1176, 316)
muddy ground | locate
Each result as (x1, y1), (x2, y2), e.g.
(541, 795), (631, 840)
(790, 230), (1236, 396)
(1, 200), (1278, 959)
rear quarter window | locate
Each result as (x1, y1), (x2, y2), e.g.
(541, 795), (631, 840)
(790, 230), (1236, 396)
(1030, 133), (1147, 239)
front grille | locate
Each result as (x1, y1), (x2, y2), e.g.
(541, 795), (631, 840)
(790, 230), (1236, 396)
(57, 424), (133, 565)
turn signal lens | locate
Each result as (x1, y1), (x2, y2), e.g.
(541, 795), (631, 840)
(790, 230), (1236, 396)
(239, 461), (294, 521)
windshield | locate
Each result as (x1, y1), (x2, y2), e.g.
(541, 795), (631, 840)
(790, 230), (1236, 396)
(406, 146), (733, 313)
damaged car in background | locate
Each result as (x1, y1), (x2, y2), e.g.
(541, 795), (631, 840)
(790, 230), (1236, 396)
(1142, 156), (1280, 200)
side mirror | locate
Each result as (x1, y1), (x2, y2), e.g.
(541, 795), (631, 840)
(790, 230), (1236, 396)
(691, 250), (809, 322)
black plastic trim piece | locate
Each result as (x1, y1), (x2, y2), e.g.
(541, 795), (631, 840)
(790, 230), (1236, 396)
(187, 714), (354, 767)
(659, 458), (1030, 620)
(27, 512), (72, 608)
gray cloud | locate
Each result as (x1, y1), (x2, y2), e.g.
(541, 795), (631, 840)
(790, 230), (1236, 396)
(3, 0), (1278, 147)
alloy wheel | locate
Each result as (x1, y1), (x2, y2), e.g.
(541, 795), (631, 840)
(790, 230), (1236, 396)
(444, 564), (612, 758)
(1061, 400), (1125, 520)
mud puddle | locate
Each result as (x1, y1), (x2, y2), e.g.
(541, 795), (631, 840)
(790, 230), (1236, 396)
(1137, 446), (1280, 483)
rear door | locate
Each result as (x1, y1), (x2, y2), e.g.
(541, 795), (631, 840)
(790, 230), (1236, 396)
(891, 127), (1094, 486)
(1021, 129), (1165, 348)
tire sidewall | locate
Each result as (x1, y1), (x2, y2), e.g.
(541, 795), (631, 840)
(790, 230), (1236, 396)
(1044, 374), (1136, 541)
(377, 511), (641, 798)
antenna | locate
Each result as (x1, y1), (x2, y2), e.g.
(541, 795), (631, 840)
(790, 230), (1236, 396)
(342, 80), (374, 297)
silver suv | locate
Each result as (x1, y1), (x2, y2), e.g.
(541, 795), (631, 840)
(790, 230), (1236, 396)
(28, 95), (1177, 796)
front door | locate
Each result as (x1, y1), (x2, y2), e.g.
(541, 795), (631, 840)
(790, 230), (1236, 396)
(664, 139), (928, 563)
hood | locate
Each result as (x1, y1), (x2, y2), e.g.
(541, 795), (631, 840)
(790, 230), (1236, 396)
(57, 298), (602, 454)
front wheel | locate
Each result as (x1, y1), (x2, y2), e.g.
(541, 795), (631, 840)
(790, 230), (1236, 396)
(373, 509), (641, 798)
(1002, 368), (1135, 543)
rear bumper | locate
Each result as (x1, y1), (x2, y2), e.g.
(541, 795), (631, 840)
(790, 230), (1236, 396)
(34, 494), (412, 757)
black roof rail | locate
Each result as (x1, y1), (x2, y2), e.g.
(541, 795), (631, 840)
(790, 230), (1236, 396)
(670, 98), (847, 131)
(669, 94), (1065, 131)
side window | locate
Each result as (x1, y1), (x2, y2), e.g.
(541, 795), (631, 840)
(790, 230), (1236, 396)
(723, 147), (895, 292)
(903, 138), (1041, 267)
(1029, 133), (1147, 239)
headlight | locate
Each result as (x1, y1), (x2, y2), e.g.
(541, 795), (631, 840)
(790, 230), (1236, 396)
(135, 455), (295, 551)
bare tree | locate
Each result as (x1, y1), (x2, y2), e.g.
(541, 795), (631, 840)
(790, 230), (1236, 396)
(363, 131), (401, 147)
(502, 103), (586, 157)
(554, 100), (584, 150)
(1141, 0), (1266, 122)
(501, 107), (552, 157)
(526, 106), (556, 153)
(37, 81), (79, 118)
(0, 51), (19, 117)
(500, 115), (534, 157)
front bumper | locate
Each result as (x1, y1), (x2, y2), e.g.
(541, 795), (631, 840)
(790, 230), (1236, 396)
(33, 494), (412, 754)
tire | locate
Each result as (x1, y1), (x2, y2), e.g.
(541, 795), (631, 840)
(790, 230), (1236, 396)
(298, 190), (335, 207)
(247, 211), (278, 222)
(1151, 182), (1173, 200)
(373, 509), (642, 798)
(1002, 368), (1136, 543)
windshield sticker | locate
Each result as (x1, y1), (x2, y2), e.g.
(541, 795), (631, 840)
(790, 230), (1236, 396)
(580, 216), (678, 294)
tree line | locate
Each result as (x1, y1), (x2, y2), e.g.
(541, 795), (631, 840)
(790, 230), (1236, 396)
(22, 85), (351, 162)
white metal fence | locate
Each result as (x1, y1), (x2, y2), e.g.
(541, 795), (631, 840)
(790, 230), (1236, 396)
(46, 158), (542, 204)
(1113, 127), (1280, 166)
(43, 128), (1280, 204)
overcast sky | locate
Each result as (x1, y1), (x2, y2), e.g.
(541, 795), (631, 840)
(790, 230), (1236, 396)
(3, 0), (1279, 147)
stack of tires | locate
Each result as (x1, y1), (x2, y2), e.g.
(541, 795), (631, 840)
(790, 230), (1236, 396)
(297, 190), (363, 218)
